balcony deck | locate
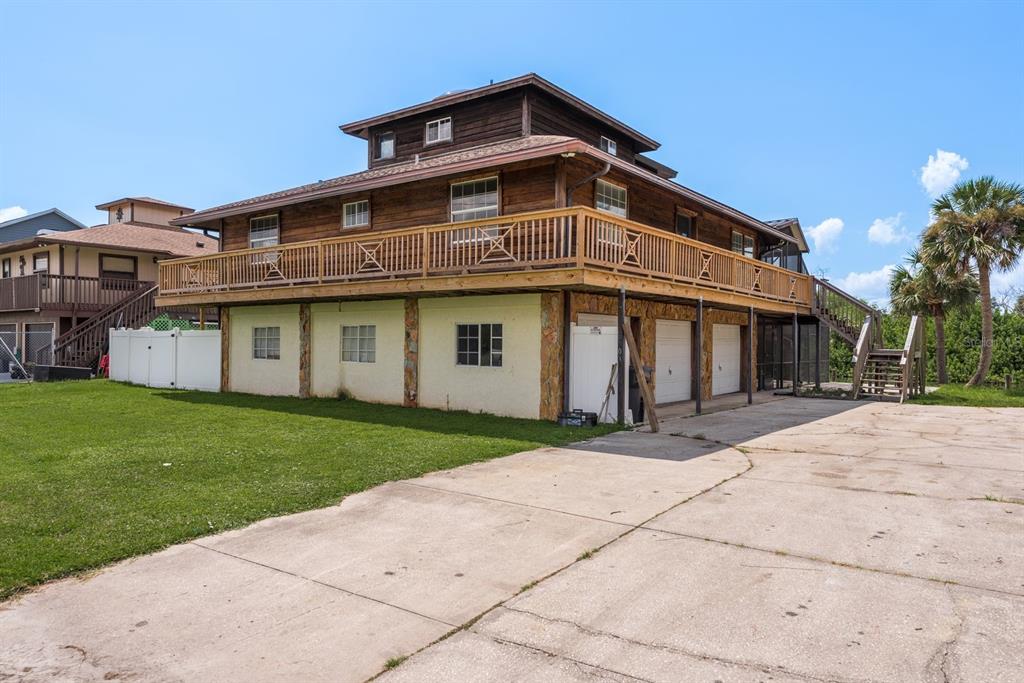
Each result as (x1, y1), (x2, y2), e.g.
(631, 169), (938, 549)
(157, 208), (812, 314)
(0, 274), (151, 314)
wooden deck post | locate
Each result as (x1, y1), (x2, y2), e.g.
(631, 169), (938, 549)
(617, 287), (626, 424)
(792, 312), (799, 396)
(814, 320), (822, 389)
(219, 306), (230, 393)
(403, 297), (419, 407)
(695, 297), (703, 415)
(747, 306), (754, 405)
(298, 303), (311, 399)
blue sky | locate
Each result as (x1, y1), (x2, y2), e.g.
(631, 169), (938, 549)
(2, 1), (1022, 305)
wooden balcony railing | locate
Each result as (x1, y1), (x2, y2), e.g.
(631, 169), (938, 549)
(159, 207), (812, 306)
(0, 274), (151, 313)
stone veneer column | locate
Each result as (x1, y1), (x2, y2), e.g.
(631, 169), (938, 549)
(219, 306), (230, 393)
(298, 303), (311, 399)
(403, 298), (419, 407)
(539, 292), (564, 420)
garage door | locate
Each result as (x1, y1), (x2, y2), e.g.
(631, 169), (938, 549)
(655, 320), (691, 404)
(712, 324), (741, 395)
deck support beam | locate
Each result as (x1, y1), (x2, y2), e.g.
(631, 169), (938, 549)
(695, 297), (703, 415)
(747, 306), (754, 405)
(792, 311), (799, 396)
(617, 287), (626, 424)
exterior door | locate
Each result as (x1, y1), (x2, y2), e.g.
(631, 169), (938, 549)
(712, 324), (742, 395)
(569, 320), (629, 422)
(655, 319), (691, 403)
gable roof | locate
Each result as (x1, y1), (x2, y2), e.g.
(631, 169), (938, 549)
(763, 218), (809, 252)
(0, 223), (217, 258)
(170, 135), (799, 246)
(340, 73), (660, 153)
(0, 208), (87, 232)
(95, 196), (194, 212)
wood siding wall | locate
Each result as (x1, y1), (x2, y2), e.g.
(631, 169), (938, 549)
(529, 91), (638, 162)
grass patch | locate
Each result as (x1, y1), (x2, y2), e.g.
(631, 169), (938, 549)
(0, 380), (618, 600)
(384, 656), (407, 670)
(909, 384), (1024, 408)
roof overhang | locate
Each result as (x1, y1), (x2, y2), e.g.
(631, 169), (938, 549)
(339, 73), (660, 152)
(95, 197), (194, 212)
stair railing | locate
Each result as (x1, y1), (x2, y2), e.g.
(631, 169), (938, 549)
(898, 315), (924, 403)
(53, 285), (158, 367)
(812, 277), (883, 346)
(851, 314), (874, 400)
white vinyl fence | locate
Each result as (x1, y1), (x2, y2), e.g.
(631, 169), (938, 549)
(109, 328), (220, 391)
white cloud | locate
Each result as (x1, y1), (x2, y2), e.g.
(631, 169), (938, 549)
(991, 261), (1024, 300)
(805, 217), (844, 253)
(867, 213), (909, 245)
(836, 264), (896, 308)
(0, 206), (28, 224)
(919, 149), (968, 197)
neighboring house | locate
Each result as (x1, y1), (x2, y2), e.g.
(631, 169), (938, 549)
(159, 74), (863, 419)
(0, 197), (216, 369)
(0, 208), (87, 245)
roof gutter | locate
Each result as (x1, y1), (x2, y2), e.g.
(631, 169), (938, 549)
(566, 159), (611, 207)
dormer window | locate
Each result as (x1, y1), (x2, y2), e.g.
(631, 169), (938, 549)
(599, 136), (617, 156)
(425, 117), (452, 145)
(375, 131), (395, 160)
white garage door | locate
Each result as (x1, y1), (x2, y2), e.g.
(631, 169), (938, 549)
(655, 320), (691, 404)
(712, 324), (742, 396)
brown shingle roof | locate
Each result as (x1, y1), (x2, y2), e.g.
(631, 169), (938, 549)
(0, 223), (217, 257)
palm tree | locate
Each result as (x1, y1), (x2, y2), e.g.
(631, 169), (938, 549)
(922, 177), (1024, 386)
(889, 249), (977, 384)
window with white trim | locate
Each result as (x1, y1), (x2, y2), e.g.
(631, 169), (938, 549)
(375, 131), (395, 160)
(450, 177), (499, 222)
(425, 117), (452, 145)
(599, 136), (617, 155)
(595, 179), (627, 217)
(252, 327), (280, 360)
(456, 323), (502, 367)
(343, 200), (370, 228)
(341, 325), (376, 363)
(33, 252), (48, 275)
(249, 215), (280, 249)
(731, 230), (755, 258)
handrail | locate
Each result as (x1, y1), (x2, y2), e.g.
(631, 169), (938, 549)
(898, 315), (924, 403)
(159, 207), (813, 306)
(851, 315), (873, 399)
(0, 273), (150, 312)
(812, 276), (883, 346)
(53, 285), (159, 367)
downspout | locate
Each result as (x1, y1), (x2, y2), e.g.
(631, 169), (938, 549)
(565, 160), (611, 207)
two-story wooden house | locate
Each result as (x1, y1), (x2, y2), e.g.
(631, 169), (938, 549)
(160, 74), (863, 420)
(0, 197), (216, 370)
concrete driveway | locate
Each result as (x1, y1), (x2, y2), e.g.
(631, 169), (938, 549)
(2, 398), (1021, 682)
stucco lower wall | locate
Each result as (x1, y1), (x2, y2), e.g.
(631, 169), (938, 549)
(418, 293), (542, 419)
(228, 304), (300, 396)
(309, 300), (405, 403)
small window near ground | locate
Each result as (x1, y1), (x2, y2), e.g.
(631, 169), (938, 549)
(375, 131), (395, 160)
(249, 215), (280, 249)
(253, 326), (281, 360)
(731, 231), (755, 258)
(343, 200), (370, 228)
(425, 117), (452, 145)
(341, 324), (376, 363)
(450, 177), (499, 222)
(456, 323), (502, 367)
(599, 136), (617, 156)
(595, 179), (627, 218)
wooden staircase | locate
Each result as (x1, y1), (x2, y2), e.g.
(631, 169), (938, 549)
(53, 285), (159, 369)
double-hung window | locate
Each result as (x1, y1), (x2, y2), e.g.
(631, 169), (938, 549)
(425, 117), (452, 145)
(595, 179), (627, 218)
(599, 136), (617, 156)
(252, 326), (280, 360)
(450, 177), (499, 222)
(341, 325), (376, 363)
(249, 215), (280, 249)
(343, 200), (369, 229)
(731, 231), (755, 258)
(456, 323), (502, 367)
(375, 131), (395, 160)
(100, 254), (137, 291)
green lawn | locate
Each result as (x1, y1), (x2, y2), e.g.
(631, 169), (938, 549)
(910, 384), (1024, 407)
(0, 380), (617, 600)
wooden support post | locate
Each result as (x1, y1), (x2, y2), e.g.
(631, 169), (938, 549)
(792, 312), (799, 396)
(616, 287), (626, 424)
(695, 297), (703, 415)
(198, 307), (206, 331)
(621, 320), (658, 432)
(814, 320), (822, 389)
(403, 298), (419, 407)
(747, 306), (754, 405)
(219, 306), (230, 392)
(298, 303), (311, 399)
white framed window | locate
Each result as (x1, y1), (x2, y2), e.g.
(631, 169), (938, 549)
(595, 179), (627, 218)
(375, 131), (395, 160)
(425, 117), (452, 145)
(450, 176), (499, 222)
(341, 324), (376, 363)
(252, 326), (280, 360)
(343, 200), (370, 228)
(599, 136), (617, 156)
(249, 215), (280, 249)
(456, 323), (502, 367)
(731, 231), (755, 258)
